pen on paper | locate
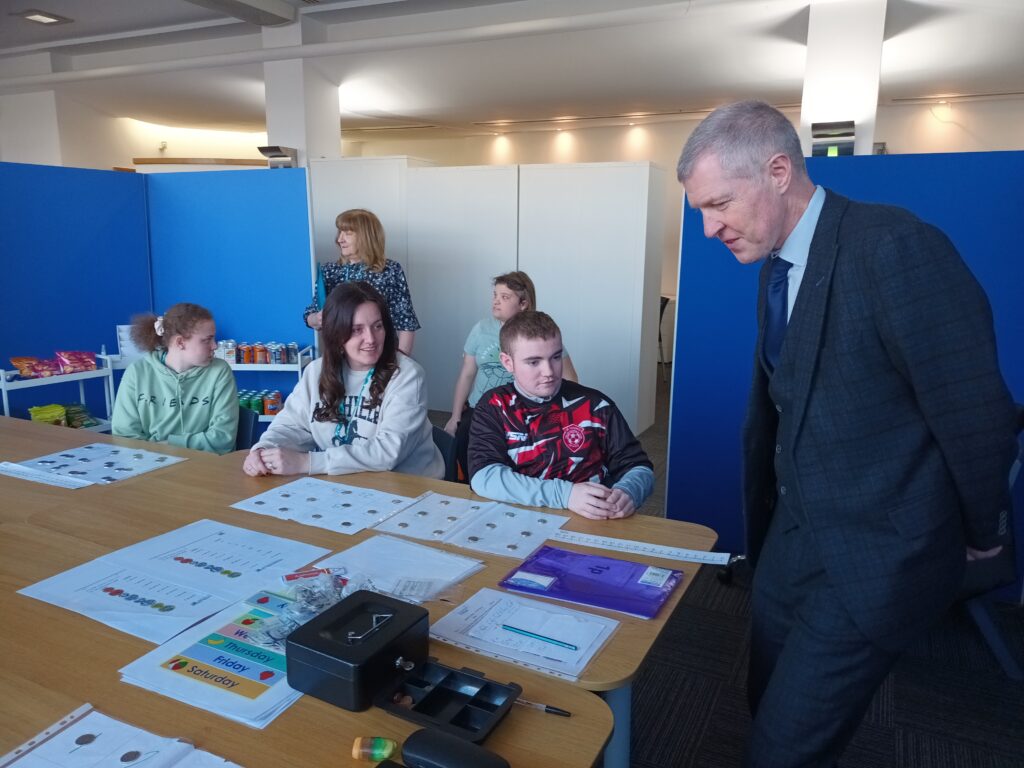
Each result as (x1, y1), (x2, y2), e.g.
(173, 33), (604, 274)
(500, 624), (578, 651)
(515, 697), (572, 717)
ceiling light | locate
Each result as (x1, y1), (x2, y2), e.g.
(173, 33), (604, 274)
(16, 9), (73, 25)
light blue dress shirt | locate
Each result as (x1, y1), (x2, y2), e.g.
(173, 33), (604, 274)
(777, 185), (826, 321)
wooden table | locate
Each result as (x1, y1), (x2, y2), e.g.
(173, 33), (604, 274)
(0, 418), (612, 767)
(160, 451), (719, 767)
(0, 416), (719, 767)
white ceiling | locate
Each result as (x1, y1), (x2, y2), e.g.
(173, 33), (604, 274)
(1, 0), (1022, 136)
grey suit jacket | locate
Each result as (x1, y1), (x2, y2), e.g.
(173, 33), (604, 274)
(743, 190), (1017, 649)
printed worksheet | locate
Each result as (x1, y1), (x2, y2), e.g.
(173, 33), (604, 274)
(19, 520), (330, 644)
(232, 477), (413, 534)
(120, 590), (303, 729)
(430, 588), (618, 681)
(375, 492), (569, 559)
(442, 503), (569, 558)
(19, 443), (185, 485)
(0, 704), (241, 767)
(374, 492), (491, 540)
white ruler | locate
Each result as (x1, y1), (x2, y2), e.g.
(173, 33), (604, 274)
(550, 529), (731, 565)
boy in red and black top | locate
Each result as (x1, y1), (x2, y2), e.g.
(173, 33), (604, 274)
(468, 311), (654, 519)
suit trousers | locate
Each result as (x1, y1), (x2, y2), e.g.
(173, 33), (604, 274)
(745, 499), (900, 767)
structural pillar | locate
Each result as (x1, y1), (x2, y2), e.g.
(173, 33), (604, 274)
(0, 53), (68, 165)
(800, 0), (888, 155)
(262, 17), (341, 166)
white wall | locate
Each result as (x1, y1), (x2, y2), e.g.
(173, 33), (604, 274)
(56, 95), (135, 171)
(0, 91), (63, 165)
(347, 99), (1024, 299)
(346, 120), (705, 300)
(875, 100), (1024, 155)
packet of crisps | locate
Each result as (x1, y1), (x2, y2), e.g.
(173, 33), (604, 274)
(28, 404), (67, 426)
(10, 356), (39, 377)
(64, 403), (99, 429)
(30, 359), (62, 377)
(55, 350), (97, 374)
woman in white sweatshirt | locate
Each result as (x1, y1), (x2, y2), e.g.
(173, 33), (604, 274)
(243, 281), (443, 478)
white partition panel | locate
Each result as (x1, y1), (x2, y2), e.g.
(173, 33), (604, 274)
(308, 156), (432, 270)
(518, 162), (662, 433)
(406, 165), (519, 410)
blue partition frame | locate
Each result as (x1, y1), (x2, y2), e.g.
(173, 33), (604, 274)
(668, 152), (1024, 574)
(0, 162), (151, 419)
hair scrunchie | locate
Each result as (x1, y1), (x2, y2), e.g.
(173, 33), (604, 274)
(154, 316), (165, 337)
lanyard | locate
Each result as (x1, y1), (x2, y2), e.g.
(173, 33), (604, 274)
(333, 367), (374, 446)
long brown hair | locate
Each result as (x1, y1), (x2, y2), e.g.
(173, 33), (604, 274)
(335, 209), (386, 272)
(130, 303), (213, 352)
(313, 282), (399, 423)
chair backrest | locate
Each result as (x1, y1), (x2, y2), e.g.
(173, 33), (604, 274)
(432, 425), (458, 482)
(236, 405), (259, 451)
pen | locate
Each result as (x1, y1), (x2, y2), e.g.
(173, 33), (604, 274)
(500, 624), (578, 651)
(515, 697), (572, 717)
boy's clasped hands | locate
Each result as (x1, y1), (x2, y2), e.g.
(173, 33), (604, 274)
(569, 482), (636, 520)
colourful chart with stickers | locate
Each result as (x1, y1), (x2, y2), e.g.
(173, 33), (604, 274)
(19, 520), (330, 644)
(18, 560), (233, 644)
(120, 590), (303, 729)
(231, 476), (414, 534)
(19, 443), (186, 485)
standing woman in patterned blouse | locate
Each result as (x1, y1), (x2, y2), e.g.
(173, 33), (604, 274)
(304, 209), (420, 355)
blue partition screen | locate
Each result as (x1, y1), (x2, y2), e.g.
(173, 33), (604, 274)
(0, 162), (151, 419)
(668, 151), (1024, 565)
(146, 168), (312, 345)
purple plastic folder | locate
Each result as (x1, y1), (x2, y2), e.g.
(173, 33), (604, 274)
(498, 545), (684, 619)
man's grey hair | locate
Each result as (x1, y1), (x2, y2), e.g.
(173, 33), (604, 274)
(677, 100), (807, 183)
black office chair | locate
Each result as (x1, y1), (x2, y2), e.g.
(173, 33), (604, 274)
(960, 403), (1024, 679)
(432, 426), (458, 482)
(235, 405), (259, 451)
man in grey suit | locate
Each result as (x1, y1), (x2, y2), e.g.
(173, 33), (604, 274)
(677, 100), (1017, 766)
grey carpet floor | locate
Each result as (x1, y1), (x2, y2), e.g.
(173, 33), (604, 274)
(630, 565), (1024, 767)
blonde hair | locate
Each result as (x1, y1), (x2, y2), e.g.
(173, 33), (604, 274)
(335, 209), (386, 272)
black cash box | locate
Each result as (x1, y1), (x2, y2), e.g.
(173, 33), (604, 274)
(286, 590), (429, 712)
(286, 590), (521, 742)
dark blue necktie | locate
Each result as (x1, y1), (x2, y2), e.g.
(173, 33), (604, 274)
(763, 254), (793, 373)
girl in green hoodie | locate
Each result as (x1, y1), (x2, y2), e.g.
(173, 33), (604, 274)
(112, 303), (238, 454)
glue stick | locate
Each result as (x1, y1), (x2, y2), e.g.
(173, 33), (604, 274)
(352, 736), (396, 761)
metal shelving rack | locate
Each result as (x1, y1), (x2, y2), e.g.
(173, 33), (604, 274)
(0, 358), (114, 432)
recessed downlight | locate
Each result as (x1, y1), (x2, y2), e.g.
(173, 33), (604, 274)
(15, 8), (73, 25)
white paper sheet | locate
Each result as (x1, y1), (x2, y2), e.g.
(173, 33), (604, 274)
(231, 477), (413, 535)
(20, 444), (185, 485)
(373, 492), (569, 559)
(314, 534), (483, 600)
(0, 705), (241, 768)
(19, 520), (330, 644)
(0, 461), (95, 488)
(430, 588), (618, 680)
(120, 589), (304, 729)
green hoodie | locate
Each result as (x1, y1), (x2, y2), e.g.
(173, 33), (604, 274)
(112, 351), (238, 455)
